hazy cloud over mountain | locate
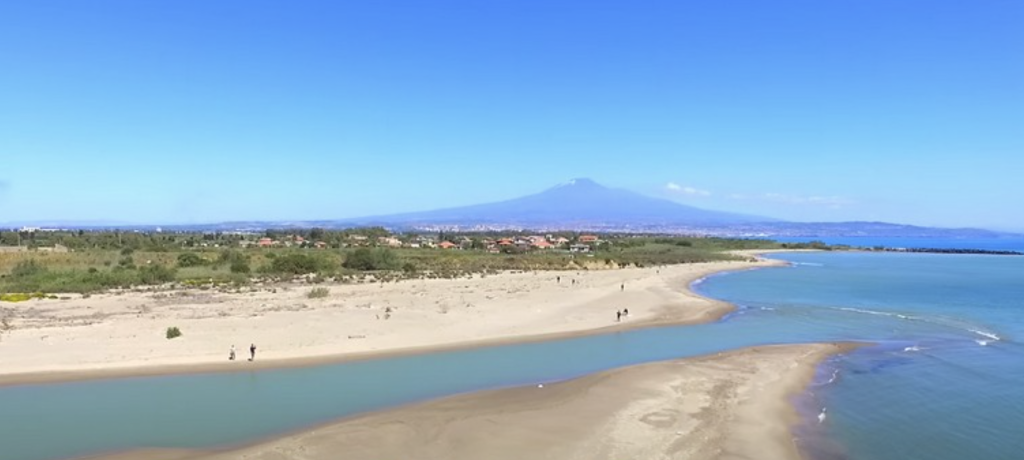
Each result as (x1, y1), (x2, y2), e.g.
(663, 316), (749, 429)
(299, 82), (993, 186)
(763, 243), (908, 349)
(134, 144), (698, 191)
(729, 192), (857, 209)
(665, 182), (712, 197)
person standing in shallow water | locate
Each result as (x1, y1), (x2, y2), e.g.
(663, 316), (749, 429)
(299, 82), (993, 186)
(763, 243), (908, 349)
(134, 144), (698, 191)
(249, 343), (256, 361)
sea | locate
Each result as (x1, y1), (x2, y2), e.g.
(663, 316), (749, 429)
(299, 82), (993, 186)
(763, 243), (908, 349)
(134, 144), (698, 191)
(2, 237), (1023, 460)
(698, 248), (1024, 459)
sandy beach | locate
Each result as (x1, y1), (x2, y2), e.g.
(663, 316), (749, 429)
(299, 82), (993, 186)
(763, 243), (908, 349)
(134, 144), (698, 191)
(0, 253), (857, 460)
(94, 343), (851, 460)
(0, 257), (782, 383)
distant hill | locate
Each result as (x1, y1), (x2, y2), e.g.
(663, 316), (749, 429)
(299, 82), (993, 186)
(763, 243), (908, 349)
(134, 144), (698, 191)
(8, 179), (1019, 240)
(342, 178), (775, 227)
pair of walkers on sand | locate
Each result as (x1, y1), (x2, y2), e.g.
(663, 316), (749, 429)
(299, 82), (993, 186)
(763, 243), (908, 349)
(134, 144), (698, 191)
(229, 343), (257, 361)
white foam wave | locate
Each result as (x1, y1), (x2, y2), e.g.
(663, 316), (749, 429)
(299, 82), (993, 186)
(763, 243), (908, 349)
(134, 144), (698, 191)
(839, 307), (916, 320)
(970, 329), (1001, 341)
(903, 345), (925, 352)
(837, 308), (1005, 344)
(817, 407), (827, 424)
(793, 262), (824, 267)
(826, 369), (840, 384)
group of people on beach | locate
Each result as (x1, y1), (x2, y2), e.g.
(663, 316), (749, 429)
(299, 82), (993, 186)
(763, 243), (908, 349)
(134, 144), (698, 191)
(229, 344), (257, 361)
(616, 308), (629, 322)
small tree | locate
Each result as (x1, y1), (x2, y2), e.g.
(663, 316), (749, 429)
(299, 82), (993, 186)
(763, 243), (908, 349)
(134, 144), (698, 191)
(166, 326), (182, 339)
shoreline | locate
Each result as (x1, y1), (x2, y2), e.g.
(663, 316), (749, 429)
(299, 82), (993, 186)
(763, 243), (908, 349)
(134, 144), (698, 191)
(85, 342), (859, 460)
(3, 250), (864, 460)
(1, 255), (788, 386)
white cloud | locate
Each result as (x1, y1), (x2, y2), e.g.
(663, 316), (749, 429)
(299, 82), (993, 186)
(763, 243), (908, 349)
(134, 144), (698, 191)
(665, 182), (711, 197)
(731, 192), (856, 209)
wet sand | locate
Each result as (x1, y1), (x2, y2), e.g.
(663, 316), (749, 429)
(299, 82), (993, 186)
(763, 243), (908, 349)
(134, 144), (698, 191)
(95, 343), (853, 460)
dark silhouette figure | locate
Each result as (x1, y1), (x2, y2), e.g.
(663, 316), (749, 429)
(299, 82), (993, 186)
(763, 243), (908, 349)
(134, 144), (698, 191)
(616, 311), (622, 322)
(229, 345), (236, 361)
(621, 283), (624, 291)
(624, 308), (629, 317)
(557, 276), (561, 284)
(249, 343), (256, 361)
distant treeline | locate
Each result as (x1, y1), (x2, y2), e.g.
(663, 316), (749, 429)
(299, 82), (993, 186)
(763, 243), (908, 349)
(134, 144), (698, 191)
(0, 229), (795, 294)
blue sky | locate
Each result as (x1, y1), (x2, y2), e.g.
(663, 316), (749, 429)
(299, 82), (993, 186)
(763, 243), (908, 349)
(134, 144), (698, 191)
(1, 1), (1021, 230)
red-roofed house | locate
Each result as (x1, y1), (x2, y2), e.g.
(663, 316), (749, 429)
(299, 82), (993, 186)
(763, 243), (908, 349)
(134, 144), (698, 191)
(579, 235), (599, 243)
(532, 240), (554, 249)
(257, 237), (274, 248)
(438, 241), (457, 249)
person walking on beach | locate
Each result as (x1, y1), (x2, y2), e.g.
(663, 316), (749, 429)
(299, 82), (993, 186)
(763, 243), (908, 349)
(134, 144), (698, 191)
(557, 276), (561, 284)
(249, 343), (256, 361)
(621, 283), (624, 291)
(229, 345), (236, 361)
(616, 310), (622, 322)
(624, 308), (629, 317)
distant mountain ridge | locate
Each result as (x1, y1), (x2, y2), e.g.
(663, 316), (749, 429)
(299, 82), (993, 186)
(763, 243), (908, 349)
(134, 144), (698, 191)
(344, 178), (775, 227)
(6, 179), (1020, 239)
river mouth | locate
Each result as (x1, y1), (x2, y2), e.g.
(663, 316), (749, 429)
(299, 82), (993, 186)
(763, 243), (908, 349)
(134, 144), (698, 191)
(3, 252), (1022, 460)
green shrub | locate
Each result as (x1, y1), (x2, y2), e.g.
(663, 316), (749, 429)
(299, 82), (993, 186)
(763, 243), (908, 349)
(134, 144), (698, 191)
(166, 326), (182, 339)
(230, 259), (251, 274)
(176, 252), (206, 268)
(139, 264), (177, 285)
(10, 260), (46, 278)
(118, 256), (135, 269)
(343, 248), (401, 271)
(267, 253), (323, 275)
(307, 287), (330, 299)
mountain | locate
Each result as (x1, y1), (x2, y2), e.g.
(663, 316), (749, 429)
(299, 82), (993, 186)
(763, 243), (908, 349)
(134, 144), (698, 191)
(342, 178), (775, 228)
(10, 179), (1017, 239)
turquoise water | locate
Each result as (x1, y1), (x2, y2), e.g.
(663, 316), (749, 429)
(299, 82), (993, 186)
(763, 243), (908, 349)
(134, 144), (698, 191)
(2, 251), (1022, 460)
(699, 252), (1024, 459)
(773, 236), (1024, 252)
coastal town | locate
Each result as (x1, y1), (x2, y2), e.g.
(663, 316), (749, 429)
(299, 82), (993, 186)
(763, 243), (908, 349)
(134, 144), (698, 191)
(238, 232), (600, 254)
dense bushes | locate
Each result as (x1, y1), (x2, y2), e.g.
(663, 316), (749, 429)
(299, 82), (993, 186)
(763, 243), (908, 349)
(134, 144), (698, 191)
(265, 253), (324, 275)
(343, 248), (401, 271)
(138, 264), (177, 284)
(1, 259), (177, 293)
(176, 252), (206, 268)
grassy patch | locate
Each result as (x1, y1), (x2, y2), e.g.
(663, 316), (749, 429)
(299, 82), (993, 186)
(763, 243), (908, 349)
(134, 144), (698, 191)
(307, 287), (330, 299)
